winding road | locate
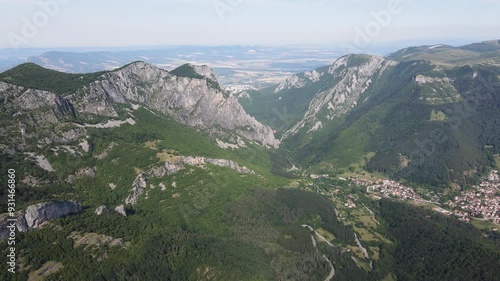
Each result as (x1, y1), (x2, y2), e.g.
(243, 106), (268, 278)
(354, 233), (373, 270)
(302, 225), (335, 281)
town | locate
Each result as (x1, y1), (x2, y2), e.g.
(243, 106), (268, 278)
(446, 170), (500, 224)
(351, 178), (422, 201)
(346, 170), (500, 226)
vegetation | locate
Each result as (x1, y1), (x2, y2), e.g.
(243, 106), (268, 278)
(2, 43), (500, 280)
(239, 66), (331, 136)
(170, 64), (222, 91)
(379, 199), (500, 281)
(0, 63), (106, 95)
(279, 60), (500, 189)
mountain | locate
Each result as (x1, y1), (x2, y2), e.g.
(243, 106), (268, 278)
(240, 41), (500, 189)
(0, 61), (323, 280)
(386, 39), (500, 66)
(0, 62), (279, 151)
(1, 41), (499, 281)
(20, 47), (341, 88)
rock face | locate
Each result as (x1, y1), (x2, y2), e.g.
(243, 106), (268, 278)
(190, 64), (219, 82)
(181, 156), (255, 175)
(412, 74), (462, 104)
(0, 82), (85, 151)
(24, 201), (82, 229)
(0, 214), (25, 239)
(274, 70), (323, 93)
(0, 201), (82, 239)
(281, 55), (394, 139)
(69, 62), (279, 148)
(0, 62), (279, 153)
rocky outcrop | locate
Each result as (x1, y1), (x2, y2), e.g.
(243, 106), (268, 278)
(0, 214), (26, 239)
(0, 82), (86, 151)
(0, 201), (82, 239)
(181, 156), (255, 175)
(274, 70), (323, 93)
(95, 205), (110, 216)
(190, 64), (219, 83)
(412, 74), (462, 104)
(125, 155), (255, 206)
(66, 166), (97, 184)
(76, 166), (97, 177)
(125, 162), (184, 205)
(114, 205), (127, 217)
(125, 174), (148, 206)
(24, 201), (82, 229)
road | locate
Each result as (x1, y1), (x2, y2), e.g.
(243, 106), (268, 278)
(302, 225), (335, 281)
(354, 233), (373, 270)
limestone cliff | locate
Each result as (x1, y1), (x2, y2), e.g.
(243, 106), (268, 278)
(281, 55), (394, 139)
(24, 201), (82, 229)
(69, 62), (279, 148)
(0, 201), (82, 239)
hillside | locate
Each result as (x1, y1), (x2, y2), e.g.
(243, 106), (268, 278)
(240, 42), (500, 189)
(0, 62), (107, 95)
(386, 40), (500, 66)
(0, 61), (365, 280)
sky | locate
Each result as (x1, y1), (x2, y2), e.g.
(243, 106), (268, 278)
(0, 0), (499, 49)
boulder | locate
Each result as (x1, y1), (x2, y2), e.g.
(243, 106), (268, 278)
(114, 205), (127, 217)
(95, 205), (110, 216)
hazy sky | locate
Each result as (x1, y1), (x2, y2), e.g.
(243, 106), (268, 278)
(0, 0), (499, 49)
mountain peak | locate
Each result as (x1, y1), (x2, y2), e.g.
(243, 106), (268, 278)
(170, 63), (222, 90)
(189, 64), (218, 81)
(115, 61), (154, 72)
(171, 63), (217, 81)
(75, 61), (278, 148)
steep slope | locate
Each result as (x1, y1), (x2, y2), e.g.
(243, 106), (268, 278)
(239, 42), (500, 188)
(0, 62), (339, 280)
(0, 62), (279, 150)
(70, 62), (279, 148)
(239, 55), (394, 139)
(281, 55), (394, 140)
(286, 58), (500, 188)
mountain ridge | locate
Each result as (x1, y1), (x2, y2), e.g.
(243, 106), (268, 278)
(0, 61), (280, 149)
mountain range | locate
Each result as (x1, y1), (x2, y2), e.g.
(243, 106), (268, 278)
(0, 40), (499, 281)
(240, 39), (500, 189)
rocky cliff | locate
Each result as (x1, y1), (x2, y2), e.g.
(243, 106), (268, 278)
(0, 62), (279, 154)
(24, 201), (82, 228)
(0, 201), (82, 239)
(274, 69), (323, 93)
(281, 55), (394, 139)
(68, 62), (279, 148)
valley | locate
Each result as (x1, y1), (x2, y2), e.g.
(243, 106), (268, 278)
(0, 39), (499, 281)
